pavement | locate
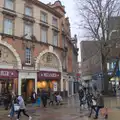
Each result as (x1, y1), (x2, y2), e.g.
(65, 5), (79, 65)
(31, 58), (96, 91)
(0, 95), (120, 120)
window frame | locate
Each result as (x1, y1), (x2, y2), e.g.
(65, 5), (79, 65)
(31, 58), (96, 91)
(40, 26), (48, 43)
(53, 30), (58, 46)
(52, 17), (58, 28)
(24, 5), (33, 17)
(40, 11), (48, 23)
(24, 21), (33, 40)
(4, 0), (15, 11)
(25, 47), (32, 65)
(3, 16), (14, 35)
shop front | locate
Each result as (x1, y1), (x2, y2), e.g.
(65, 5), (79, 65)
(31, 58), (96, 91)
(37, 71), (61, 93)
(0, 69), (18, 95)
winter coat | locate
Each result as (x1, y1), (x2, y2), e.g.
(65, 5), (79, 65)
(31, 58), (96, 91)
(17, 96), (26, 109)
(78, 89), (84, 99)
(96, 94), (104, 107)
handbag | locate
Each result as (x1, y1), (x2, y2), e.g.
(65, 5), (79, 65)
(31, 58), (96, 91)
(92, 99), (96, 106)
(14, 104), (20, 111)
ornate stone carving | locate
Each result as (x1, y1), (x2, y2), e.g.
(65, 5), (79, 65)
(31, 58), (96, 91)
(0, 45), (17, 66)
(39, 52), (59, 69)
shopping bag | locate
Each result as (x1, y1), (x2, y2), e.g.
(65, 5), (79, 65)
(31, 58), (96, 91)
(92, 99), (96, 106)
(14, 104), (20, 112)
(100, 107), (108, 116)
(37, 97), (41, 106)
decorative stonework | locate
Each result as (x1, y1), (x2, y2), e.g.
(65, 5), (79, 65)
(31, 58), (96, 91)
(39, 52), (59, 69)
(0, 36), (22, 69)
(35, 49), (62, 72)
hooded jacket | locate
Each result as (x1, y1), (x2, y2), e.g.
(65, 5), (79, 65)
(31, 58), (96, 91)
(17, 96), (26, 109)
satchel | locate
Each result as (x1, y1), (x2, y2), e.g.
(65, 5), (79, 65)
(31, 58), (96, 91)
(14, 104), (20, 111)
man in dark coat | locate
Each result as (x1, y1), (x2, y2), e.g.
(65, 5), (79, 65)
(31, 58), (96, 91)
(41, 90), (48, 107)
(78, 87), (84, 106)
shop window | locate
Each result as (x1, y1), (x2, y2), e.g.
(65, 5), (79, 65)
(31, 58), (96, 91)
(4, 18), (13, 35)
(41, 11), (47, 23)
(25, 48), (31, 65)
(25, 6), (32, 17)
(4, 0), (14, 10)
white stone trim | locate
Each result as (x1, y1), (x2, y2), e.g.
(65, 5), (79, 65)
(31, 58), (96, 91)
(35, 49), (62, 72)
(0, 36), (22, 69)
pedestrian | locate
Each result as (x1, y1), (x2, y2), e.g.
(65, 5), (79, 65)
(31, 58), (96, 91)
(78, 87), (84, 107)
(49, 91), (54, 106)
(94, 91), (107, 119)
(8, 91), (16, 119)
(41, 90), (48, 108)
(86, 92), (92, 109)
(88, 96), (97, 117)
(17, 96), (32, 120)
(31, 90), (37, 106)
(4, 91), (12, 110)
(56, 93), (63, 105)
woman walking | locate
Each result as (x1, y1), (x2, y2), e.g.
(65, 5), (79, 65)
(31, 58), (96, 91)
(94, 91), (108, 119)
(17, 96), (32, 120)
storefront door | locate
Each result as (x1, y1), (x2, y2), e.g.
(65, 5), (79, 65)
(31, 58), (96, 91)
(21, 79), (35, 100)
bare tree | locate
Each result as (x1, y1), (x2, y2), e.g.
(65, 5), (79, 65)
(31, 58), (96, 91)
(76, 0), (120, 94)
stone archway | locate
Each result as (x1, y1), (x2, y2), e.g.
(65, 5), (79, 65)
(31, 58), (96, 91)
(35, 49), (62, 72)
(0, 36), (22, 69)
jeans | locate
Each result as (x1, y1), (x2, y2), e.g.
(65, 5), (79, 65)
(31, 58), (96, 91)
(95, 106), (104, 118)
(10, 104), (14, 117)
(89, 105), (96, 117)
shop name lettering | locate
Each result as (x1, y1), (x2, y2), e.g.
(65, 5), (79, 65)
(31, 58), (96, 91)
(40, 73), (59, 78)
(0, 71), (14, 76)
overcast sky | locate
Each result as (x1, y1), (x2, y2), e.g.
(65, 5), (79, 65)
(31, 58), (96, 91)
(40, 0), (81, 61)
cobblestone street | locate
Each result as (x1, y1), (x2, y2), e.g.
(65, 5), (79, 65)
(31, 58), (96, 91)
(0, 96), (120, 120)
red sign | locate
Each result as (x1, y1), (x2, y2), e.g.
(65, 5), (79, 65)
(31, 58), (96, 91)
(0, 69), (18, 78)
(38, 71), (61, 80)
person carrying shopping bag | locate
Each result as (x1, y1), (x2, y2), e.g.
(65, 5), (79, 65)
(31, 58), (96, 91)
(88, 95), (97, 118)
(94, 91), (108, 119)
(17, 96), (32, 120)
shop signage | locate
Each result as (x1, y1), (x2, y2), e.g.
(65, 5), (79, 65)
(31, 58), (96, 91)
(0, 69), (18, 78)
(38, 71), (61, 79)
